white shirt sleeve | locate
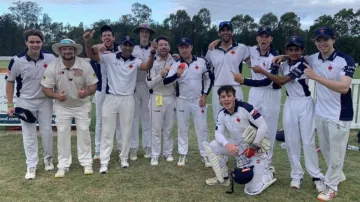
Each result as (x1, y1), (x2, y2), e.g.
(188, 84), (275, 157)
(215, 111), (228, 147)
(6, 57), (19, 81)
(243, 104), (268, 145)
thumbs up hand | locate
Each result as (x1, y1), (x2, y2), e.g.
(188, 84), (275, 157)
(57, 90), (67, 102)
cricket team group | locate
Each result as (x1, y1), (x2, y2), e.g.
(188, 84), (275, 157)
(4, 20), (356, 201)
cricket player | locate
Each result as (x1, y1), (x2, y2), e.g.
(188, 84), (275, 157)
(208, 27), (281, 171)
(251, 36), (325, 192)
(84, 31), (155, 172)
(274, 27), (355, 201)
(42, 38), (98, 178)
(234, 28), (281, 172)
(163, 37), (212, 167)
(129, 22), (156, 160)
(6, 29), (55, 180)
(205, 21), (249, 123)
(145, 36), (176, 166)
(203, 85), (276, 195)
(90, 25), (122, 160)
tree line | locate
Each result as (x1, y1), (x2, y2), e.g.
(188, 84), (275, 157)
(1, 1), (360, 62)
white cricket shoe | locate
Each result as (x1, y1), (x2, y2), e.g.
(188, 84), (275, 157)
(314, 179), (326, 193)
(93, 152), (100, 161)
(84, 165), (94, 175)
(177, 155), (186, 168)
(151, 157), (159, 166)
(129, 148), (138, 161)
(44, 158), (54, 171)
(206, 177), (230, 186)
(290, 179), (302, 189)
(99, 164), (108, 174)
(165, 154), (174, 162)
(25, 167), (36, 180)
(317, 186), (337, 201)
(120, 159), (129, 168)
(143, 147), (151, 158)
(55, 168), (69, 178)
(202, 156), (212, 168)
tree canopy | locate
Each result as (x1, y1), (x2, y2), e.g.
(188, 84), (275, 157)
(0, 1), (359, 62)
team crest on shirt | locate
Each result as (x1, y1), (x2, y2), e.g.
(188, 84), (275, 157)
(201, 109), (204, 114)
(73, 69), (84, 76)
(93, 73), (97, 78)
(236, 117), (241, 123)
(256, 159), (260, 164)
(58, 71), (65, 75)
(43, 64), (48, 68)
(231, 51), (236, 55)
(262, 62), (266, 67)
(129, 64), (133, 68)
(328, 66), (333, 71)
(42, 76), (46, 81)
(195, 65), (199, 70)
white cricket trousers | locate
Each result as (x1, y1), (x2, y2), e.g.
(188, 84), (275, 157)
(248, 87), (281, 166)
(150, 95), (175, 157)
(16, 98), (53, 168)
(100, 94), (135, 164)
(212, 85), (243, 123)
(131, 82), (151, 149)
(93, 91), (122, 154)
(208, 140), (274, 193)
(283, 97), (323, 180)
(55, 102), (92, 169)
(315, 115), (351, 192)
(177, 97), (209, 156)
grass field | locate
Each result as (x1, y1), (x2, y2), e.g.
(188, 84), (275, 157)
(0, 60), (9, 68)
(0, 60), (360, 201)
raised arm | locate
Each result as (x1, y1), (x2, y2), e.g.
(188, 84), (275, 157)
(83, 30), (100, 62)
(139, 39), (157, 71)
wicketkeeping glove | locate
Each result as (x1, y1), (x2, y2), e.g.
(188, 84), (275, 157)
(259, 136), (271, 153)
(242, 125), (271, 153)
(242, 125), (257, 144)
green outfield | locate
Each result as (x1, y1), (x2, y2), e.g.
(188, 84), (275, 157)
(0, 60), (359, 201)
(0, 60), (9, 68)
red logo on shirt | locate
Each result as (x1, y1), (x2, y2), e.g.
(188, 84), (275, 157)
(328, 66), (333, 71)
(236, 117), (241, 123)
(195, 66), (199, 70)
(129, 64), (133, 68)
(231, 51), (235, 55)
(44, 64), (48, 68)
(256, 159), (260, 164)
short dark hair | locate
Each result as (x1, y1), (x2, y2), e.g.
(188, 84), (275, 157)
(217, 85), (236, 97)
(156, 36), (170, 44)
(100, 25), (113, 36)
(23, 29), (44, 42)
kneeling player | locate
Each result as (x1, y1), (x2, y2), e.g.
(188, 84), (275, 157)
(203, 85), (276, 195)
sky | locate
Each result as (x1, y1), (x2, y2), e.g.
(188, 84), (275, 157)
(0, 0), (359, 29)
